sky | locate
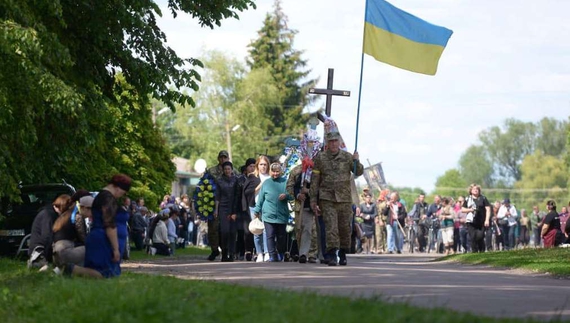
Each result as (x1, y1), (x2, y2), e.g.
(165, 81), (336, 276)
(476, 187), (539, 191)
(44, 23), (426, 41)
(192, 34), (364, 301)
(156, 0), (570, 192)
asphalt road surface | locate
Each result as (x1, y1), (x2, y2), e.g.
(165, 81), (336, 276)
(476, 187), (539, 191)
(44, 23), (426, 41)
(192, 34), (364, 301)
(124, 253), (570, 321)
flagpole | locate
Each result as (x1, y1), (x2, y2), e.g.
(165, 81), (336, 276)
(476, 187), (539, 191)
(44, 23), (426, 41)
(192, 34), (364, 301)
(354, 0), (368, 153)
(354, 0), (368, 175)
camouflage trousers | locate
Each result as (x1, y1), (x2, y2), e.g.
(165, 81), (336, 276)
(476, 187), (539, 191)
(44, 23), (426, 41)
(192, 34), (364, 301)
(207, 217), (220, 250)
(319, 200), (352, 251)
(374, 222), (386, 253)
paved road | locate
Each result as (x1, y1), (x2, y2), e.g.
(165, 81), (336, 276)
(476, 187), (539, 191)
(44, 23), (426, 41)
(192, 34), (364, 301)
(124, 254), (570, 321)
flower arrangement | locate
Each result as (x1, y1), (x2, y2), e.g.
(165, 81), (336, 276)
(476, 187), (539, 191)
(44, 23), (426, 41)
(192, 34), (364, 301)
(193, 173), (217, 221)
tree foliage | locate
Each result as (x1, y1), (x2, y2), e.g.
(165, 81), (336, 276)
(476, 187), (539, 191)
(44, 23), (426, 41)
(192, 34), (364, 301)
(0, 0), (255, 200)
(158, 50), (284, 170)
(434, 169), (467, 198)
(247, 0), (316, 143)
(458, 145), (494, 188)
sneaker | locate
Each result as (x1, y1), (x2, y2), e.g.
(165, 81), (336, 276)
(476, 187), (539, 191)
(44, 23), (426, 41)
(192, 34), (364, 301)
(53, 267), (62, 275)
(256, 253), (264, 263)
(308, 257), (317, 263)
(150, 247), (157, 255)
(264, 253), (270, 262)
(299, 255), (307, 263)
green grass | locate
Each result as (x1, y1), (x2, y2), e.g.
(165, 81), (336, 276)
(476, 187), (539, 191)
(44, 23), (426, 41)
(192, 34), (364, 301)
(0, 258), (561, 323)
(441, 247), (570, 276)
(126, 245), (210, 261)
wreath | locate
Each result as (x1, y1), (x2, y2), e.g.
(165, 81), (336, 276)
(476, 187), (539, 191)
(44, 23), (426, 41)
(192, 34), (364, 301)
(193, 173), (217, 221)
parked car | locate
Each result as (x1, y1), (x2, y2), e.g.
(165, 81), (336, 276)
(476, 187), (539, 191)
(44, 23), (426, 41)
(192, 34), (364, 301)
(0, 183), (76, 257)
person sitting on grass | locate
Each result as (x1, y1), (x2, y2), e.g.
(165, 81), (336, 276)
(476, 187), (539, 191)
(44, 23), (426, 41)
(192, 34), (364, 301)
(167, 206), (178, 255)
(28, 194), (72, 271)
(52, 196), (94, 268)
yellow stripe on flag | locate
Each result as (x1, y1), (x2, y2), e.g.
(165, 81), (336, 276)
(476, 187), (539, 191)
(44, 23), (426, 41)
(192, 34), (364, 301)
(363, 22), (446, 75)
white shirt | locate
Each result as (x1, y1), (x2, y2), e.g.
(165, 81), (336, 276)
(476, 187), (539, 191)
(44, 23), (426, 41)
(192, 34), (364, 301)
(497, 205), (518, 226)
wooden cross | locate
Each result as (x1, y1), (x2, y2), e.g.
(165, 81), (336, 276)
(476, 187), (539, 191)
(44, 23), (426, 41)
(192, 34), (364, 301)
(308, 68), (350, 117)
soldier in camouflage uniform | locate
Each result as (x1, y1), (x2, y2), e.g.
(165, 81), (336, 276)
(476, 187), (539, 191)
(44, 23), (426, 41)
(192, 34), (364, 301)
(310, 132), (364, 266)
(205, 150), (230, 261)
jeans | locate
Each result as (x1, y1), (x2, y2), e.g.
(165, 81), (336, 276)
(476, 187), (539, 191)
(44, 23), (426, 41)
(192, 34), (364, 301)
(187, 221), (195, 245)
(386, 222), (403, 252)
(501, 224), (510, 250)
(250, 207), (268, 254)
(459, 227), (470, 252)
(508, 224), (517, 250)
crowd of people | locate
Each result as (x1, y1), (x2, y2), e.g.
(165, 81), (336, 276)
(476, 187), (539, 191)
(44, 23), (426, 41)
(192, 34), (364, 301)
(26, 126), (570, 278)
(352, 185), (570, 255)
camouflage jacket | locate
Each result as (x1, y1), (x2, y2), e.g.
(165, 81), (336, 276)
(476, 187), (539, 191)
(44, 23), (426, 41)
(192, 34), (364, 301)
(310, 150), (364, 203)
(286, 165), (303, 212)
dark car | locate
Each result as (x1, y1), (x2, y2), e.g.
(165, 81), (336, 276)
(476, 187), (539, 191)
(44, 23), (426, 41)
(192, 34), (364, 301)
(0, 183), (76, 257)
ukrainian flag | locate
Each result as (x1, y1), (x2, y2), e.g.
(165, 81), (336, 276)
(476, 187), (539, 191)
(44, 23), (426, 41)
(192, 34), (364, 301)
(363, 0), (453, 75)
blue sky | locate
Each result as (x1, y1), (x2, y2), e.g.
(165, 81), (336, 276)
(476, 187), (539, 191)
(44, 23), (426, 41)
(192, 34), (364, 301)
(156, 0), (570, 192)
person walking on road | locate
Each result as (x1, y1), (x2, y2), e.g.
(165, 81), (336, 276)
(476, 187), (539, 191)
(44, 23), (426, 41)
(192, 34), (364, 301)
(310, 131), (363, 266)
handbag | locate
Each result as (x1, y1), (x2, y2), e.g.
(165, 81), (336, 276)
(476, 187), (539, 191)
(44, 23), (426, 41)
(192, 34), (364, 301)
(248, 217), (265, 236)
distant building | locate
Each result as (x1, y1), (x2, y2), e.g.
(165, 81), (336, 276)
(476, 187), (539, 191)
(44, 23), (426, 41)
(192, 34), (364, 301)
(171, 156), (202, 198)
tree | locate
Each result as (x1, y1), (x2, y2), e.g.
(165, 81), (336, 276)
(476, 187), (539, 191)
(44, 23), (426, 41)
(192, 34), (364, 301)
(247, 0), (316, 142)
(514, 150), (568, 212)
(458, 145), (494, 188)
(479, 119), (536, 183)
(159, 51), (284, 169)
(0, 0), (255, 199)
(434, 169), (467, 198)
(535, 117), (569, 157)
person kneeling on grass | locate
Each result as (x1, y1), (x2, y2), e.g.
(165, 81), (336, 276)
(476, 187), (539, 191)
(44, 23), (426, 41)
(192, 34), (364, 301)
(153, 209), (172, 256)
(60, 174), (132, 278)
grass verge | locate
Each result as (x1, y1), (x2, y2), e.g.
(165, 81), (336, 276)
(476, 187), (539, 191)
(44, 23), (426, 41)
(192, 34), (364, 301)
(441, 247), (570, 276)
(0, 258), (560, 323)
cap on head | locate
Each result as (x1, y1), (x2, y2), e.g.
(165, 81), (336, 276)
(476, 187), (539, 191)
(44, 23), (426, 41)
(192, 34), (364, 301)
(218, 150), (229, 158)
(503, 198), (510, 204)
(325, 132), (341, 141)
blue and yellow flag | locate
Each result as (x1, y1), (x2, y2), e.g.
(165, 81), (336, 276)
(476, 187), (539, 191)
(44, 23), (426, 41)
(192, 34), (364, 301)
(363, 0), (453, 75)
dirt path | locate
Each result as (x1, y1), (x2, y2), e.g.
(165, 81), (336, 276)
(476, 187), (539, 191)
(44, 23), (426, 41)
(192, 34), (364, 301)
(123, 253), (570, 321)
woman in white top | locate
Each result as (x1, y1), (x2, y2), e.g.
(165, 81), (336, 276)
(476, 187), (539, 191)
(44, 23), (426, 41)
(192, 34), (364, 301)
(252, 155), (271, 262)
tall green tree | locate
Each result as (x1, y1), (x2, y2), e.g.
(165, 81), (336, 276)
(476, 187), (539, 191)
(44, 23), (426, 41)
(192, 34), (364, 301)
(0, 0), (255, 199)
(458, 145), (494, 188)
(535, 117), (569, 157)
(514, 150), (568, 212)
(434, 169), (467, 198)
(247, 0), (316, 142)
(478, 119), (536, 183)
(159, 51), (284, 169)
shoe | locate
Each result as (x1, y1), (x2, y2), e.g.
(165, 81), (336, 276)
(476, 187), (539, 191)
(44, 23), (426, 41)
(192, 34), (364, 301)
(388, 251), (393, 254)
(308, 257), (317, 263)
(256, 253), (264, 263)
(328, 257), (338, 266)
(39, 264), (50, 272)
(292, 255), (299, 262)
(339, 249), (347, 266)
(327, 249), (338, 266)
(320, 259), (329, 265)
(396, 250), (402, 254)
(299, 255), (307, 263)
(207, 250), (220, 261)
(264, 253), (271, 262)
(245, 252), (252, 261)
(53, 267), (62, 275)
